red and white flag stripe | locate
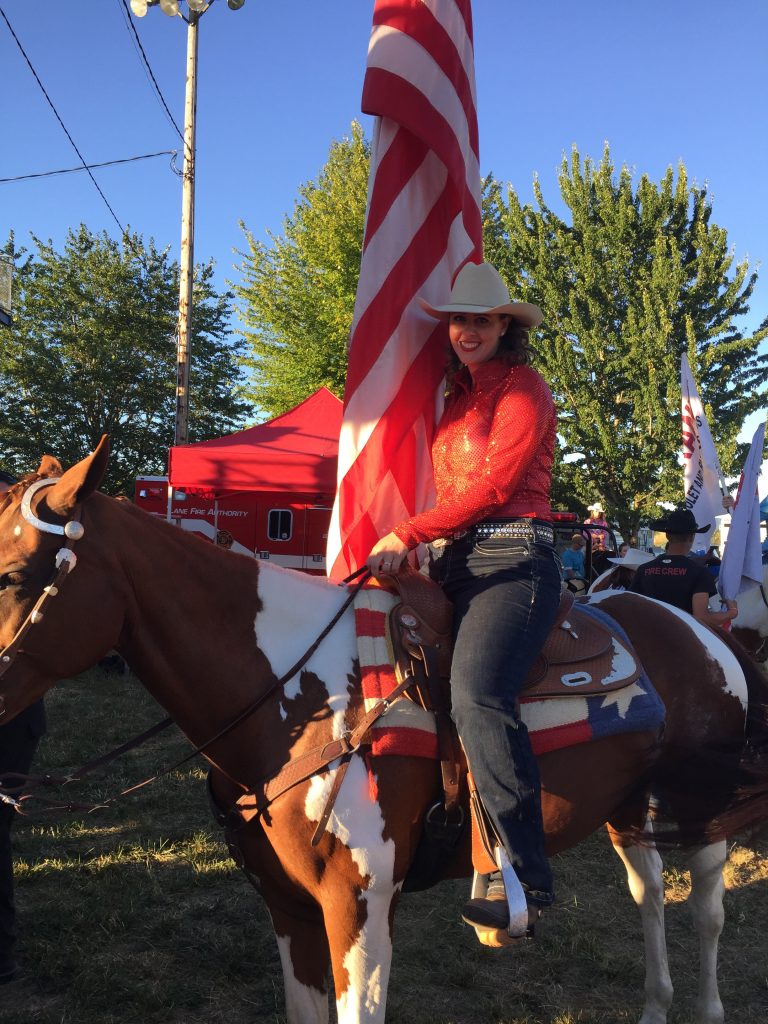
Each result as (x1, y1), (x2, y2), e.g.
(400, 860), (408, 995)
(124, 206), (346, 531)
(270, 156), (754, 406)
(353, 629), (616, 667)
(327, 0), (483, 580)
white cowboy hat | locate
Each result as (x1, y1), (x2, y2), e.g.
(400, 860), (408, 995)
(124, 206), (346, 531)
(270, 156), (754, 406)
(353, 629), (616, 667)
(607, 548), (655, 569)
(587, 503), (604, 513)
(418, 262), (543, 327)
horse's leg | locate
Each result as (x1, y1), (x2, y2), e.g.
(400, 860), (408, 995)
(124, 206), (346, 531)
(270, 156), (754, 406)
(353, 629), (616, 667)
(607, 823), (674, 1024)
(324, 882), (398, 1024)
(686, 840), (726, 1024)
(319, 754), (435, 1023)
(269, 900), (331, 1024)
(225, 821), (332, 1024)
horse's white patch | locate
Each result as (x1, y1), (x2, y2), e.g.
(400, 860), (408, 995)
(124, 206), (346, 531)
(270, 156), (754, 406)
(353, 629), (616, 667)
(275, 933), (329, 1024)
(587, 591), (749, 710)
(305, 754), (395, 881)
(254, 564), (398, 1019)
(335, 891), (394, 1022)
(602, 637), (637, 685)
(305, 755), (397, 1022)
(254, 562), (358, 739)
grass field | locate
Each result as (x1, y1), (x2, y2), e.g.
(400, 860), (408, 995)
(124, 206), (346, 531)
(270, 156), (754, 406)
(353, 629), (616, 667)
(1, 666), (767, 1023)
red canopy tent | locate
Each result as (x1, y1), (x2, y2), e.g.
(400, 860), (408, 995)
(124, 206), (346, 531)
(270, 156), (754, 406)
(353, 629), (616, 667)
(168, 387), (342, 499)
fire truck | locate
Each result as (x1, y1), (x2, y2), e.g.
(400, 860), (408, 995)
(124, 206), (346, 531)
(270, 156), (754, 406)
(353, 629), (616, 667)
(133, 388), (342, 575)
(133, 478), (333, 574)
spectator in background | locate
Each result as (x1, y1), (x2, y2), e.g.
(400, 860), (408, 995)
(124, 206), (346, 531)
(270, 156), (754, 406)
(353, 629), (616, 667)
(599, 548), (654, 590)
(0, 471), (46, 983)
(617, 542), (629, 559)
(561, 533), (586, 582)
(584, 503), (610, 552)
(630, 508), (737, 627)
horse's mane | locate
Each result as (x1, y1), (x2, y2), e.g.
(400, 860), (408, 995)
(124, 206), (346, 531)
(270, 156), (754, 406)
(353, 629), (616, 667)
(98, 489), (341, 596)
(0, 470), (50, 514)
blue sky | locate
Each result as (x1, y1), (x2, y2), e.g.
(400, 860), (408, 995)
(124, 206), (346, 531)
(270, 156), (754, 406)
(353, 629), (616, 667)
(2, 0), (766, 443)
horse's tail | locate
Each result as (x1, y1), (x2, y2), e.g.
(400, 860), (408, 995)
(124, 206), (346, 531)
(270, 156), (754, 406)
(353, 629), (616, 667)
(650, 628), (768, 846)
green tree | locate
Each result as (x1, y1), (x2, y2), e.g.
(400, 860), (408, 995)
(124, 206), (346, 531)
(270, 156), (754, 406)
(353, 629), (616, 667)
(0, 226), (250, 493)
(233, 122), (370, 416)
(485, 148), (768, 539)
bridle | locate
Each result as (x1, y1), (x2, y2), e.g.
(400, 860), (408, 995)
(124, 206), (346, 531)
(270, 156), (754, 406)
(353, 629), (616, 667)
(0, 478), (84, 694)
(0, 477), (372, 814)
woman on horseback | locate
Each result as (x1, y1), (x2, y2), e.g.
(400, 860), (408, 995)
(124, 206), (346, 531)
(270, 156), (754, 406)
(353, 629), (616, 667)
(366, 261), (561, 933)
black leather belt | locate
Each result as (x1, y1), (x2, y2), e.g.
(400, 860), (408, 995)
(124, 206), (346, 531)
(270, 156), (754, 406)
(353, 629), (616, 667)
(470, 519), (555, 546)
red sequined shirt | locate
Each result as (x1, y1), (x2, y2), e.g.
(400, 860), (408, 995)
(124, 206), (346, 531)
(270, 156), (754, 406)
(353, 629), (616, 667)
(392, 360), (556, 548)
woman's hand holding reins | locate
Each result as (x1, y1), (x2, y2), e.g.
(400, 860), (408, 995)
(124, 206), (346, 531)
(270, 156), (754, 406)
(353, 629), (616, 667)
(366, 533), (409, 580)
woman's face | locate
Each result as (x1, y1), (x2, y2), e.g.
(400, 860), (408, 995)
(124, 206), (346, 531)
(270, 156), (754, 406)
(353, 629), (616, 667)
(448, 312), (509, 368)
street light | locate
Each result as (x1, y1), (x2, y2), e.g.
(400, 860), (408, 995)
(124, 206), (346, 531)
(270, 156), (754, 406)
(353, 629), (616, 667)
(130, 0), (246, 446)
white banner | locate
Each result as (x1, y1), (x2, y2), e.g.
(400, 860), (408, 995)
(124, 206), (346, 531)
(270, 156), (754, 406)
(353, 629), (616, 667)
(681, 354), (725, 548)
(718, 421), (765, 602)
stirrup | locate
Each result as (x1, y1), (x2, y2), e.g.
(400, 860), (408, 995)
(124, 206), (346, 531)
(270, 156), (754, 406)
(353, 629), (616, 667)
(465, 847), (535, 943)
(494, 845), (530, 938)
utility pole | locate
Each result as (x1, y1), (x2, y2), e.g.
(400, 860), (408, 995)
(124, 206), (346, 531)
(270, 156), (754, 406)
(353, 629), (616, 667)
(0, 253), (12, 328)
(130, 0), (246, 447)
(175, 12), (199, 446)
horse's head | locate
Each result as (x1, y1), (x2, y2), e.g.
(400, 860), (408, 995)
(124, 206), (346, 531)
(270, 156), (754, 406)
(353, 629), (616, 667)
(0, 436), (124, 718)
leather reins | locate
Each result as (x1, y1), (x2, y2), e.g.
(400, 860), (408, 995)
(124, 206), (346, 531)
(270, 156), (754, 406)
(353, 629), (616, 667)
(0, 478), (372, 815)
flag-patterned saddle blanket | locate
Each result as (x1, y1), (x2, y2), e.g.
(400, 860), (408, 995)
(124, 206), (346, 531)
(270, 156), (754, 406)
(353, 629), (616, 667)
(355, 586), (665, 759)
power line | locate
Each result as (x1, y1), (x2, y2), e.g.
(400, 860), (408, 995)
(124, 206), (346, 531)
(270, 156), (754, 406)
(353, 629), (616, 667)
(115, 0), (188, 152)
(0, 4), (127, 235)
(0, 150), (180, 184)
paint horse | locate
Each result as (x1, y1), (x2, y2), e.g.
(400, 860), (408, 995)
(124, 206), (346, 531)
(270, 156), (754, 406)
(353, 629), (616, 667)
(2, 439), (768, 1024)
(731, 563), (768, 662)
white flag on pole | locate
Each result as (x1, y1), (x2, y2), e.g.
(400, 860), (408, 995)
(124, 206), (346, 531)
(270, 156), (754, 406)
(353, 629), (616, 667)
(718, 420), (765, 602)
(681, 354), (725, 548)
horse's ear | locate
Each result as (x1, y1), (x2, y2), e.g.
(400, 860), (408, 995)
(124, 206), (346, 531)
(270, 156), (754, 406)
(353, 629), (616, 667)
(36, 455), (63, 477)
(44, 436), (110, 516)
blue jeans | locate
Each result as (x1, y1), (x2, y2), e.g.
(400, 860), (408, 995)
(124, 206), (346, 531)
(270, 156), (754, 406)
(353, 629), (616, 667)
(428, 530), (561, 906)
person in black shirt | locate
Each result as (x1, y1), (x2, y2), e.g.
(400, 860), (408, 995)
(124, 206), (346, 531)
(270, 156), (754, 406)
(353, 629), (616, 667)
(630, 508), (737, 627)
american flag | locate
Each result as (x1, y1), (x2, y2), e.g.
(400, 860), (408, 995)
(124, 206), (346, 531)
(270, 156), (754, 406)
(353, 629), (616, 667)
(326, 0), (483, 580)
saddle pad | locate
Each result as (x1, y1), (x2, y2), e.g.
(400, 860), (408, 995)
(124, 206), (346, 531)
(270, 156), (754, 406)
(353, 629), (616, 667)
(355, 585), (438, 759)
(354, 588), (665, 759)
